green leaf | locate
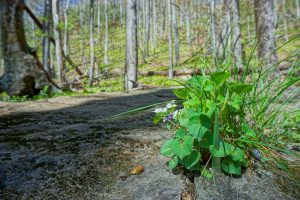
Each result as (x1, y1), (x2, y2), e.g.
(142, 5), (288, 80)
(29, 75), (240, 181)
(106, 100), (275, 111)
(168, 156), (179, 169)
(171, 136), (193, 159)
(221, 160), (242, 175)
(229, 83), (252, 94)
(179, 150), (201, 169)
(209, 142), (235, 158)
(176, 128), (187, 138)
(160, 139), (174, 157)
(230, 147), (245, 161)
(179, 114), (209, 141)
(211, 71), (230, 86)
(173, 88), (189, 99)
(205, 100), (217, 118)
(242, 124), (256, 138)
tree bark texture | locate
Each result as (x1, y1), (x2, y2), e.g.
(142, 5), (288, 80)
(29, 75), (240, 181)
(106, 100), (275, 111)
(125, 0), (138, 90)
(255, 0), (278, 65)
(0, 0), (51, 96)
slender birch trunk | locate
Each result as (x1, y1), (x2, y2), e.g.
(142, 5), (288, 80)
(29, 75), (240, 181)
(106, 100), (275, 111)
(52, 0), (66, 84)
(125, 0), (138, 90)
(254, 0), (278, 65)
(232, 0), (243, 70)
(89, 0), (95, 85)
(104, 0), (109, 65)
(172, 0), (180, 65)
(168, 0), (174, 78)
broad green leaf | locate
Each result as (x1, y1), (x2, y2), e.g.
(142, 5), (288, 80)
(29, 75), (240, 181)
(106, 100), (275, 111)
(203, 79), (214, 91)
(179, 115), (208, 141)
(205, 100), (217, 117)
(242, 124), (256, 138)
(176, 128), (187, 138)
(221, 160), (242, 175)
(160, 139), (175, 157)
(173, 88), (189, 99)
(179, 150), (201, 169)
(230, 147), (245, 161)
(211, 71), (230, 86)
(229, 83), (252, 94)
(170, 136), (193, 159)
(209, 142), (235, 158)
(168, 156), (179, 169)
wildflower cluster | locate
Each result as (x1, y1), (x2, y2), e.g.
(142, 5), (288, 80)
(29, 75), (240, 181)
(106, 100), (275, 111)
(153, 101), (180, 124)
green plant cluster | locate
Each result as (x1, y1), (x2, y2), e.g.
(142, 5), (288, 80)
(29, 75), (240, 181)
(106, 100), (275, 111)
(155, 68), (299, 177)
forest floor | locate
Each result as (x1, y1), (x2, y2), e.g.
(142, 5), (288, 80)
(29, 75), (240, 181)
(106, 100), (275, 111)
(0, 89), (299, 200)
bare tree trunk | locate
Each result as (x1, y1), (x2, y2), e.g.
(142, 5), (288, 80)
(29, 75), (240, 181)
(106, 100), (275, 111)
(210, 0), (217, 58)
(232, 0), (243, 70)
(52, 0), (66, 84)
(144, 0), (150, 56)
(296, 0), (300, 18)
(104, 0), (109, 65)
(186, 12), (191, 45)
(89, 0), (95, 85)
(0, 0), (51, 96)
(282, 0), (288, 41)
(172, 0), (180, 65)
(42, 0), (52, 76)
(63, 0), (70, 57)
(255, 0), (278, 65)
(79, 3), (86, 75)
(152, 0), (157, 51)
(222, 0), (231, 57)
(119, 0), (124, 25)
(97, 0), (101, 36)
(125, 0), (138, 90)
(168, 0), (174, 78)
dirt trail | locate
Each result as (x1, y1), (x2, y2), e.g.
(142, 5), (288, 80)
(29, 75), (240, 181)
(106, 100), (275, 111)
(0, 89), (185, 200)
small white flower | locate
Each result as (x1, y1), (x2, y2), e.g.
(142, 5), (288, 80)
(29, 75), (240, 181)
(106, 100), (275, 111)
(166, 101), (177, 109)
(154, 107), (167, 113)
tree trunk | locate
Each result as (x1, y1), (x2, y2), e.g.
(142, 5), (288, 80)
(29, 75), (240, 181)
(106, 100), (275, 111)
(152, 0), (157, 51)
(0, 0), (51, 96)
(296, 0), (300, 18)
(63, 0), (70, 57)
(254, 0), (278, 65)
(104, 0), (109, 65)
(144, 0), (150, 56)
(168, 0), (174, 78)
(210, 0), (217, 58)
(97, 0), (101, 37)
(282, 0), (288, 42)
(119, 0), (124, 25)
(89, 0), (95, 85)
(42, 0), (52, 76)
(172, 0), (180, 65)
(125, 0), (138, 90)
(231, 0), (243, 70)
(222, 0), (231, 57)
(52, 0), (66, 84)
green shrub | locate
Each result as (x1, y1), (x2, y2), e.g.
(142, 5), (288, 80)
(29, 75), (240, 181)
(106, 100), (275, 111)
(155, 56), (299, 177)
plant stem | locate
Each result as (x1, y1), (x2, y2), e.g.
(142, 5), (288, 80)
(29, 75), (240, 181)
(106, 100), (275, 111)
(212, 109), (221, 172)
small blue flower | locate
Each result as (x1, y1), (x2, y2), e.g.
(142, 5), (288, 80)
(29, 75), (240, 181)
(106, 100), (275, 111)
(163, 113), (173, 123)
(252, 149), (261, 161)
